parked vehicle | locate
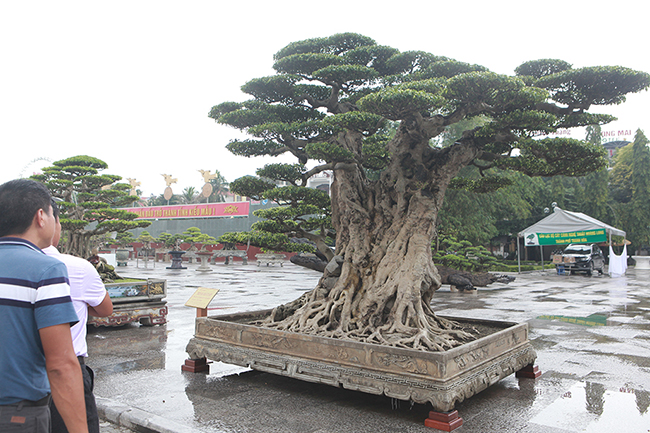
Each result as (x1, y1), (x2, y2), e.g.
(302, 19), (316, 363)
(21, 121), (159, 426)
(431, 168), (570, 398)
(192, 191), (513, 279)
(556, 244), (605, 276)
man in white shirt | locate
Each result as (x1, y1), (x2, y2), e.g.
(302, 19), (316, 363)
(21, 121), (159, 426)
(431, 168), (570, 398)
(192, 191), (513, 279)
(43, 200), (113, 433)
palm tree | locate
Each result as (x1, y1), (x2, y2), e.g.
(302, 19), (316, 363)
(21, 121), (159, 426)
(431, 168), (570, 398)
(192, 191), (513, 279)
(181, 186), (198, 204)
(208, 170), (229, 202)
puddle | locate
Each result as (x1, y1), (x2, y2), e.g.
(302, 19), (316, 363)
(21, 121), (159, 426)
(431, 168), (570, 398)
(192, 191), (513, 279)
(538, 313), (608, 326)
(531, 381), (650, 432)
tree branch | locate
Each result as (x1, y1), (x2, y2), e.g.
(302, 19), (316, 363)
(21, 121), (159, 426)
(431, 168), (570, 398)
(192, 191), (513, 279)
(301, 163), (336, 186)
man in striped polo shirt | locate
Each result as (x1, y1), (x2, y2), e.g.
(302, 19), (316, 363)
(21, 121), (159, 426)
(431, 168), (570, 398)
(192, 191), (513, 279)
(0, 179), (88, 433)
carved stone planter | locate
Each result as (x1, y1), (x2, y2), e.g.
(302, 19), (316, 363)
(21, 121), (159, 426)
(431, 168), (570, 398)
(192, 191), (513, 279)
(90, 278), (167, 327)
(186, 310), (537, 412)
(167, 250), (186, 269)
(255, 253), (286, 266)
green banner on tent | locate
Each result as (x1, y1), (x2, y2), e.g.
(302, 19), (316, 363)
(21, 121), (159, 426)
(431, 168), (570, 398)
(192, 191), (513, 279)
(524, 229), (607, 246)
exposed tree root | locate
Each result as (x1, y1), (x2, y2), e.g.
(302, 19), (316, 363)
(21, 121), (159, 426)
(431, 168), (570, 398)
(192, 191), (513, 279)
(261, 282), (478, 352)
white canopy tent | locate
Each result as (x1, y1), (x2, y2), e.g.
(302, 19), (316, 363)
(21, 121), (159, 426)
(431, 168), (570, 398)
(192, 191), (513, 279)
(516, 207), (626, 274)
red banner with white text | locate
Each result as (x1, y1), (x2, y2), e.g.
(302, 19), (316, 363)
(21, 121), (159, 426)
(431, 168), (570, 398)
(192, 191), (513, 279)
(120, 202), (250, 219)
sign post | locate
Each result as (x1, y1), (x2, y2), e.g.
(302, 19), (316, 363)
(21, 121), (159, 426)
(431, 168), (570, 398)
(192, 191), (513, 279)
(182, 287), (220, 373)
(185, 287), (220, 317)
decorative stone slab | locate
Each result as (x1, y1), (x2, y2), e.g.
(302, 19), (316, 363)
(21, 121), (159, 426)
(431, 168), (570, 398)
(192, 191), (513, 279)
(255, 253), (286, 266)
(186, 310), (537, 411)
(105, 278), (167, 304)
(88, 301), (168, 327)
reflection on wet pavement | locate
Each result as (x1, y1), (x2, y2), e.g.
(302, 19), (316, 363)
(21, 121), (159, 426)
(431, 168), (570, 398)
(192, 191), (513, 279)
(530, 381), (649, 432)
(88, 263), (650, 432)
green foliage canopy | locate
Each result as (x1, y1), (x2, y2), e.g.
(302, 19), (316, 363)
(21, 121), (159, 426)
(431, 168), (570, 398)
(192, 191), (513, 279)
(32, 155), (151, 257)
(213, 33), (647, 181)
(210, 33), (649, 256)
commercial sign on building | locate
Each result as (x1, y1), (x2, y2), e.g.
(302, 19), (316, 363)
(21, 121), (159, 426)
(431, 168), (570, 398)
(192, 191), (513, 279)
(121, 202), (250, 219)
(601, 128), (633, 143)
(524, 229), (607, 246)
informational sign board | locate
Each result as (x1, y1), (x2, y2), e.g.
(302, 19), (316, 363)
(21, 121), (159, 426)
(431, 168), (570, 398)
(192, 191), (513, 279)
(524, 229), (607, 246)
(185, 287), (220, 309)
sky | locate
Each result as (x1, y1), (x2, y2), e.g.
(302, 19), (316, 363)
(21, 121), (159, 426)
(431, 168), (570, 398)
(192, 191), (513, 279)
(1, 0), (648, 197)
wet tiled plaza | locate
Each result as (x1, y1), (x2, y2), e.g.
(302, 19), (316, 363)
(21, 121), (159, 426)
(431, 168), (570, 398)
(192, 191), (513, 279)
(90, 261), (650, 432)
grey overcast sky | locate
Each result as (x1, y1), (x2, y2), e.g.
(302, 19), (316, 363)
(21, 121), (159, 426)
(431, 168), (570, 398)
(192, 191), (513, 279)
(1, 0), (648, 196)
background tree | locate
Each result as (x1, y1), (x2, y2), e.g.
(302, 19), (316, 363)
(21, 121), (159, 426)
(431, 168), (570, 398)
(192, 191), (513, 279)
(609, 143), (634, 204)
(580, 125), (611, 223)
(147, 193), (182, 206)
(32, 155), (151, 258)
(208, 170), (230, 202)
(627, 129), (650, 252)
(181, 186), (198, 204)
(210, 33), (649, 351)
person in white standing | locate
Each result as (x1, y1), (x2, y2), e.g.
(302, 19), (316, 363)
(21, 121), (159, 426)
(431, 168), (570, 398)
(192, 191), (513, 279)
(43, 200), (113, 433)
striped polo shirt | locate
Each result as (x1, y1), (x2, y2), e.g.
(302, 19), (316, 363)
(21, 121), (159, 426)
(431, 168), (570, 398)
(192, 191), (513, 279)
(0, 237), (78, 405)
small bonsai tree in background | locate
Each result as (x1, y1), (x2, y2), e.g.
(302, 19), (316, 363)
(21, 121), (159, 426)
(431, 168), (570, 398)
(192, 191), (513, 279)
(225, 175), (334, 260)
(157, 232), (186, 250)
(32, 155), (151, 258)
(218, 230), (317, 255)
(137, 230), (157, 259)
(116, 231), (137, 248)
(432, 233), (499, 272)
(182, 227), (217, 250)
(137, 230), (156, 246)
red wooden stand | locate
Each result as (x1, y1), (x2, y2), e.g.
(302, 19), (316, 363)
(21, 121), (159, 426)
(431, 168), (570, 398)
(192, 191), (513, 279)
(425, 410), (463, 431)
(516, 364), (541, 379)
(182, 357), (210, 373)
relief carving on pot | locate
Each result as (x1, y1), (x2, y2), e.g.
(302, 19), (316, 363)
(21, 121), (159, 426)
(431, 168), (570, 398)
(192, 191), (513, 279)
(248, 333), (294, 350)
(493, 335), (509, 349)
(374, 352), (428, 375)
(312, 345), (360, 363)
(454, 346), (490, 370)
(200, 323), (237, 341)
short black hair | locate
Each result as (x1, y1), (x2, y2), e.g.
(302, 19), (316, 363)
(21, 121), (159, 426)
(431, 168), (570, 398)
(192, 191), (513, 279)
(0, 179), (53, 237)
(50, 198), (60, 219)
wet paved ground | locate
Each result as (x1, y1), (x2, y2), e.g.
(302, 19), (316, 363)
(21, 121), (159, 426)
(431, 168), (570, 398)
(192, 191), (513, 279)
(90, 260), (650, 432)
(100, 420), (134, 433)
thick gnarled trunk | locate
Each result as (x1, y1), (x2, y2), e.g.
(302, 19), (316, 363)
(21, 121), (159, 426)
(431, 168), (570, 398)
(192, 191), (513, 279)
(265, 123), (480, 351)
(62, 232), (93, 259)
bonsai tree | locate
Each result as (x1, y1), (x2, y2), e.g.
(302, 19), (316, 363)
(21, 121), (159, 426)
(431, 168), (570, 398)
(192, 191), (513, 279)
(137, 230), (157, 258)
(116, 231), (136, 248)
(32, 155), (151, 258)
(155, 232), (186, 252)
(182, 227), (216, 250)
(432, 234), (499, 272)
(137, 230), (156, 246)
(218, 230), (317, 255)
(223, 175), (334, 260)
(210, 33), (649, 351)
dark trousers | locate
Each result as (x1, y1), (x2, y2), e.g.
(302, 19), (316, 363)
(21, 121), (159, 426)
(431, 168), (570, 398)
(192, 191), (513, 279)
(50, 359), (100, 433)
(0, 398), (50, 433)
